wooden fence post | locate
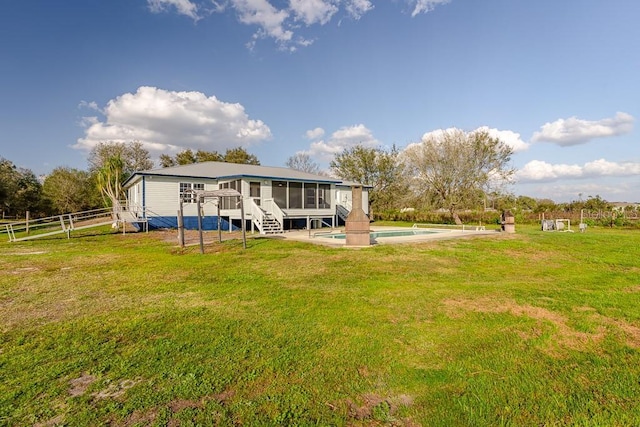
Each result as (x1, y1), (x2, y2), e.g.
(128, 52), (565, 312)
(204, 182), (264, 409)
(177, 207), (185, 248)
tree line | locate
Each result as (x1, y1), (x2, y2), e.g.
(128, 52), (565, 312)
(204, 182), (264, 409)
(0, 130), (622, 223)
(0, 142), (262, 219)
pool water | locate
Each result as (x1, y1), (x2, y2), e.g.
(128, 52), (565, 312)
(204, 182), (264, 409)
(321, 229), (444, 239)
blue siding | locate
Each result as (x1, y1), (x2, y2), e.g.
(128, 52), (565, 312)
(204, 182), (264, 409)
(145, 216), (238, 231)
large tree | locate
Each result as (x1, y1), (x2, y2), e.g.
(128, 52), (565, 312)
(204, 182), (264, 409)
(330, 145), (407, 214)
(286, 153), (321, 174)
(88, 142), (153, 209)
(0, 158), (18, 215)
(160, 149), (223, 167)
(403, 129), (514, 224)
(88, 141), (154, 175)
(42, 167), (99, 214)
(0, 158), (43, 218)
(223, 147), (260, 165)
(160, 147), (258, 167)
(13, 169), (42, 216)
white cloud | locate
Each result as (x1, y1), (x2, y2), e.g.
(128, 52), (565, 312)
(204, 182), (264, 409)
(147, 0), (455, 50)
(147, 0), (200, 20)
(78, 100), (100, 112)
(517, 158), (640, 183)
(290, 0), (338, 25)
(305, 127), (325, 139)
(232, 0), (293, 44)
(78, 116), (99, 128)
(410, 0), (451, 17)
(345, 0), (374, 20)
(412, 126), (529, 153)
(416, 128), (450, 144)
(304, 124), (379, 161)
(73, 86), (271, 155)
(475, 126), (530, 153)
(583, 158), (640, 177)
(517, 160), (582, 182)
(531, 112), (634, 146)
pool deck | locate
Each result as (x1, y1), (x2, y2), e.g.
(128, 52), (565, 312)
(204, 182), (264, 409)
(265, 225), (501, 247)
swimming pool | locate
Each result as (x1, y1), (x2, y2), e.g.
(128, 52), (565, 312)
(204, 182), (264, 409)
(319, 229), (446, 239)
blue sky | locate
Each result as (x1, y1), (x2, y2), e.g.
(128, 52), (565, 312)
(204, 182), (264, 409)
(1, 0), (639, 202)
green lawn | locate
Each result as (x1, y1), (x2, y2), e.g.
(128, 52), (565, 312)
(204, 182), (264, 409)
(1, 225), (640, 426)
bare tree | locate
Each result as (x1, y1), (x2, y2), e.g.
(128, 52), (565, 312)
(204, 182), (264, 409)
(403, 129), (514, 224)
(286, 153), (321, 174)
(127, 141), (155, 172)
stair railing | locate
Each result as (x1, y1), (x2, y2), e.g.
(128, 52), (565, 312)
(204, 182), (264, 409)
(249, 199), (265, 233)
(336, 203), (350, 221)
(262, 199), (284, 231)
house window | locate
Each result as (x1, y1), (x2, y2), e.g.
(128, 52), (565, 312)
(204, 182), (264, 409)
(318, 184), (330, 209)
(219, 179), (241, 191)
(219, 179), (241, 209)
(180, 182), (204, 203)
(273, 181), (287, 208)
(289, 182), (302, 209)
(304, 183), (317, 209)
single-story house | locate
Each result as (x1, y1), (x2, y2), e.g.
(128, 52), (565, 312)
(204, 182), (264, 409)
(122, 161), (369, 233)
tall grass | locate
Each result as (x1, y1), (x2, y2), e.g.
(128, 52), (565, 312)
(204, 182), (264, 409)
(1, 225), (640, 425)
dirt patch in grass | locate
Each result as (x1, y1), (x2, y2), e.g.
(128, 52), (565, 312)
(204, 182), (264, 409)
(569, 306), (640, 348)
(167, 398), (204, 412)
(8, 266), (40, 274)
(209, 389), (236, 403)
(612, 320), (640, 347)
(4, 251), (48, 256)
(120, 391), (235, 426)
(34, 414), (65, 427)
(581, 310), (640, 348)
(93, 378), (142, 399)
(443, 297), (606, 355)
(68, 373), (97, 397)
(123, 408), (159, 426)
(340, 393), (415, 424)
(447, 297), (640, 351)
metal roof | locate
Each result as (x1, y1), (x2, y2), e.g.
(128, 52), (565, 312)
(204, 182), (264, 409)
(123, 161), (366, 187)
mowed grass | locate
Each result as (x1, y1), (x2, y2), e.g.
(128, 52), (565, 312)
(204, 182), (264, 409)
(1, 225), (640, 426)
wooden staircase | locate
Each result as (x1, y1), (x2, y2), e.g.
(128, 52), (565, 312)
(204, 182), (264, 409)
(116, 210), (149, 232)
(336, 204), (350, 222)
(261, 213), (283, 234)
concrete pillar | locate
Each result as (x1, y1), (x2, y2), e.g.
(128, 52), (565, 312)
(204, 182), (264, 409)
(502, 210), (515, 233)
(345, 185), (370, 246)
